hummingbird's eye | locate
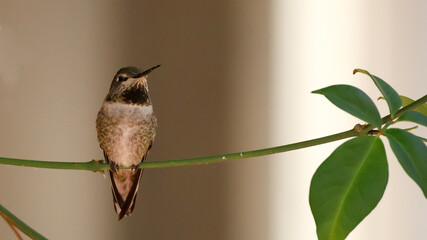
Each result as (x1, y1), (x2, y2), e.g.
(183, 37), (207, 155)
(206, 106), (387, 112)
(117, 76), (128, 82)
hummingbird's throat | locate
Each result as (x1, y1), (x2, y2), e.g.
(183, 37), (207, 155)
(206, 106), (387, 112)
(119, 86), (150, 105)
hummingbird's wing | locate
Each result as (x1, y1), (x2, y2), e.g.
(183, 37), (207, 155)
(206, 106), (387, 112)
(104, 152), (145, 221)
(109, 170), (125, 208)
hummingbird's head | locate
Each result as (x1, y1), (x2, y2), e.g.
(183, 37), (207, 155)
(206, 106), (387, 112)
(105, 65), (160, 105)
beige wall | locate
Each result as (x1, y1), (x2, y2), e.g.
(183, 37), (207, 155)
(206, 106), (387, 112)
(0, 0), (269, 239)
(0, 1), (135, 239)
(0, 0), (425, 240)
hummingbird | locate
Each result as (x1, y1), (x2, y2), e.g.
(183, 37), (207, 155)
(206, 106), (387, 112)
(96, 65), (159, 220)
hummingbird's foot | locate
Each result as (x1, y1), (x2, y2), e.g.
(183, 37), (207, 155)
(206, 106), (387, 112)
(130, 164), (140, 171)
(109, 162), (120, 172)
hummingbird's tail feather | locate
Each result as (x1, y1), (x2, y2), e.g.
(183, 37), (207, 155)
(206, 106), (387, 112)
(109, 168), (143, 221)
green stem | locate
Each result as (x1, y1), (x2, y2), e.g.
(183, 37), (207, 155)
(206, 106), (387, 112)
(0, 204), (47, 240)
(360, 94), (427, 135)
(0, 95), (425, 172)
(0, 129), (358, 171)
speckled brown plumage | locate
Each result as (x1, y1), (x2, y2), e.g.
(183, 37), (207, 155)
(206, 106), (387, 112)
(96, 102), (157, 166)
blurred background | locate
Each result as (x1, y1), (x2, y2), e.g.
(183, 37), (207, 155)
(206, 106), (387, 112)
(0, 0), (426, 239)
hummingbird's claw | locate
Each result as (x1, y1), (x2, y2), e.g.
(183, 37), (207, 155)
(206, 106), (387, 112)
(130, 164), (140, 171)
(109, 162), (120, 172)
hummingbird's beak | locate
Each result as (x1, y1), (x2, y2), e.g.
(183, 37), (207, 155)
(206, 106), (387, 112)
(134, 65), (161, 78)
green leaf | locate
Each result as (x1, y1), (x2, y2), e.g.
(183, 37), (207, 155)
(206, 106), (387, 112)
(385, 128), (427, 198)
(397, 111), (427, 127)
(354, 69), (402, 117)
(400, 96), (427, 116)
(312, 85), (382, 128)
(310, 136), (388, 240)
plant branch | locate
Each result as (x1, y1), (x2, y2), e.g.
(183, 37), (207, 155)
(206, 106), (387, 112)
(0, 204), (47, 240)
(0, 129), (358, 171)
(359, 94), (427, 135)
(0, 95), (425, 172)
(1, 212), (23, 240)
